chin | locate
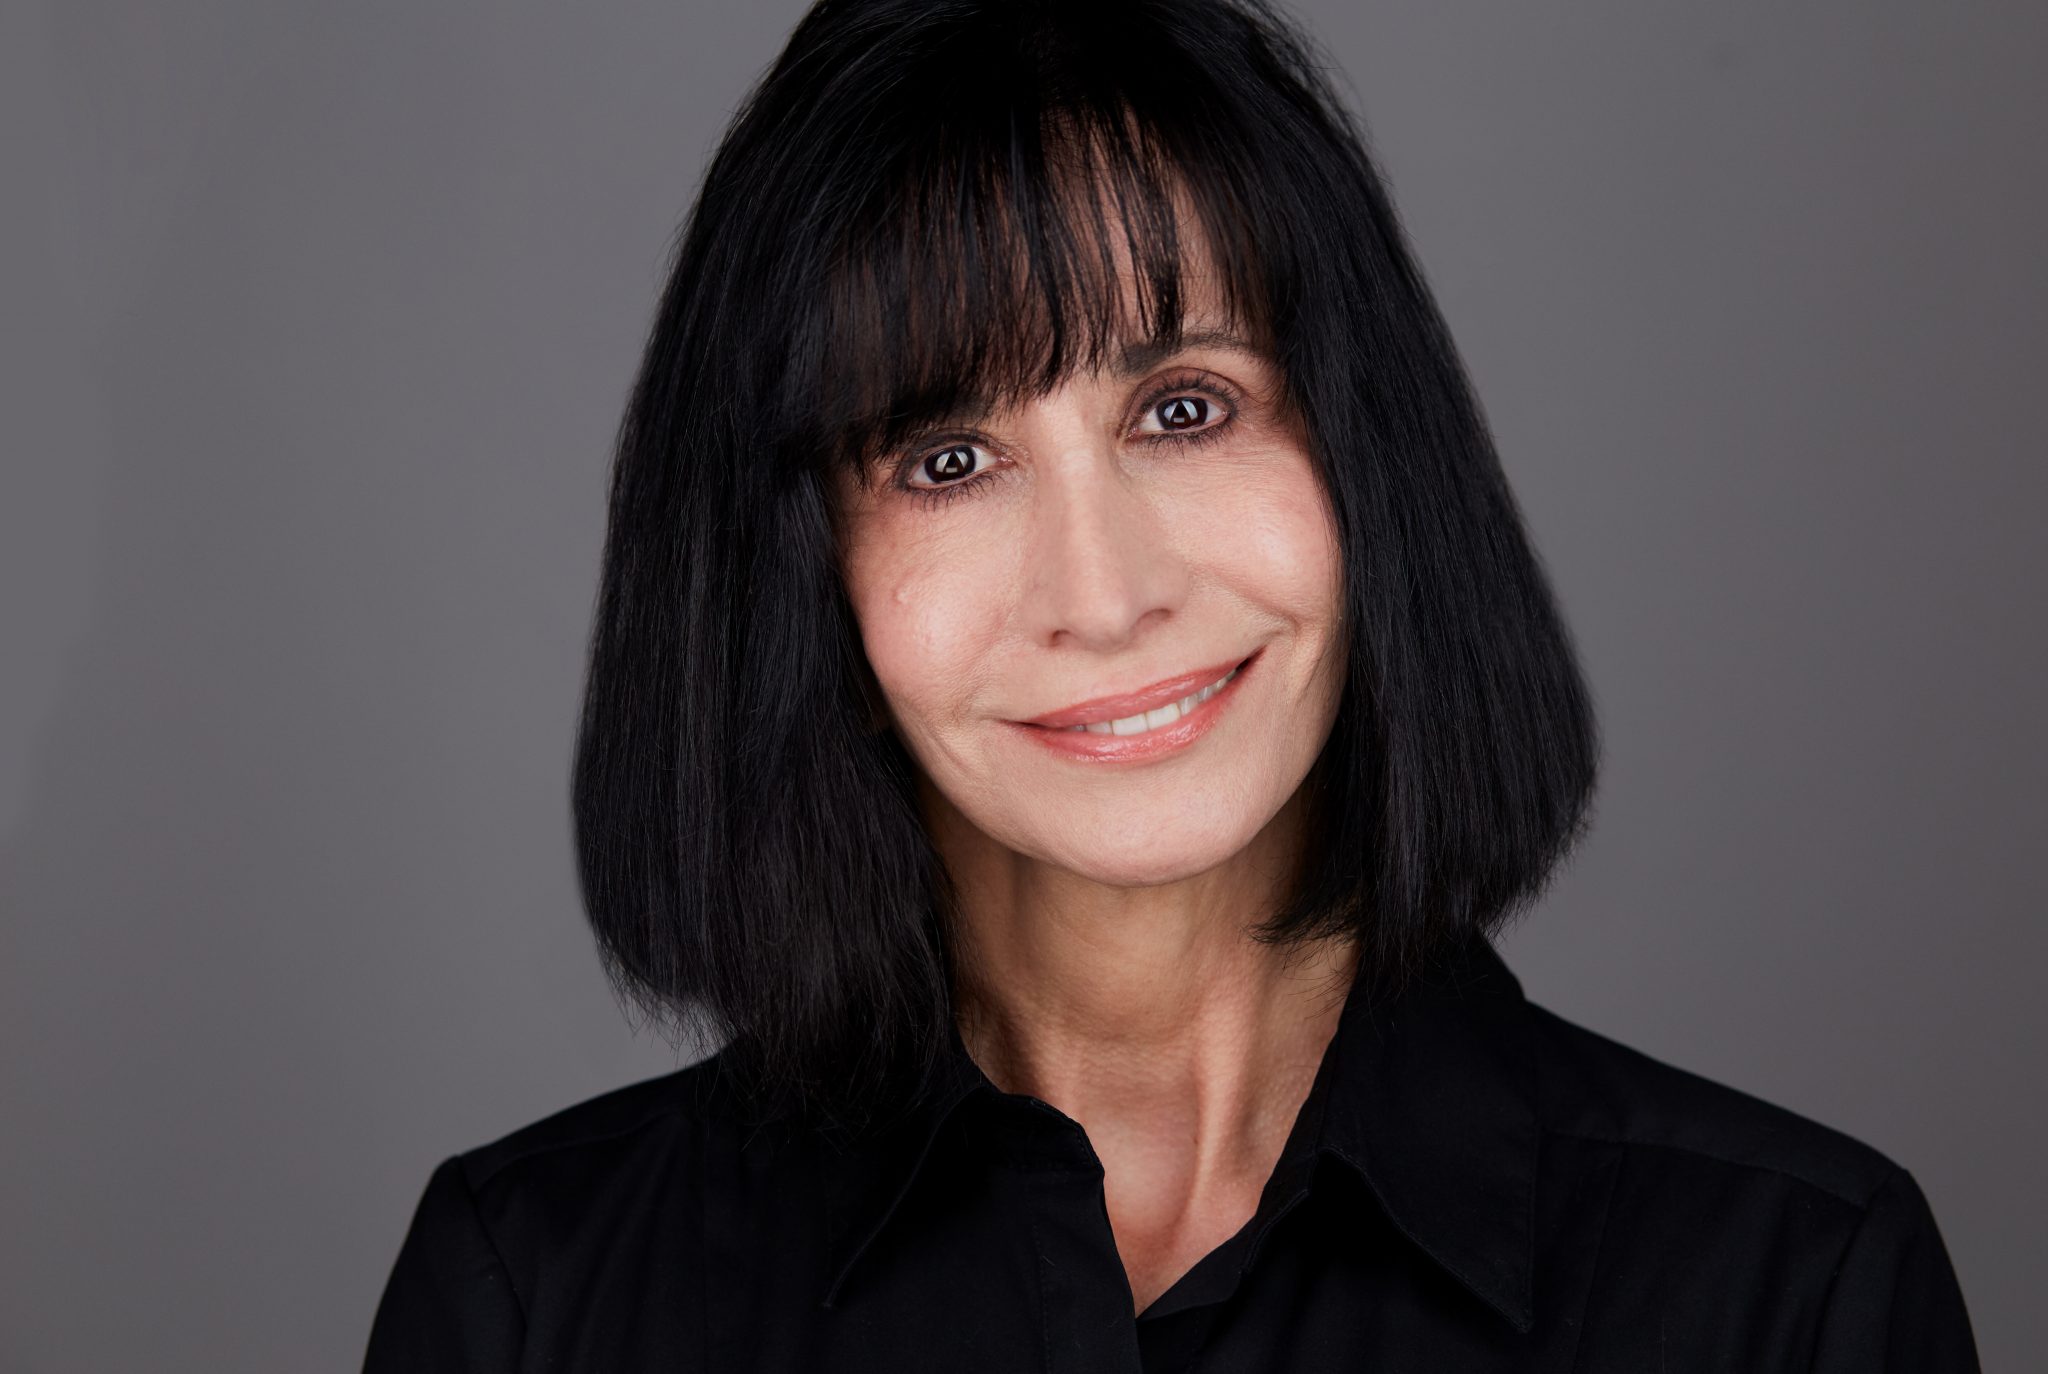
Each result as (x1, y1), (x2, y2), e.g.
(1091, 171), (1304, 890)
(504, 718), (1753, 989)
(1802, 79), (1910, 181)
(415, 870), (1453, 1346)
(1034, 804), (1271, 887)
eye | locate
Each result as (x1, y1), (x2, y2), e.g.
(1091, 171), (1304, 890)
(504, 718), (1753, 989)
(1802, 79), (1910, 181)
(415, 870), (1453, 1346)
(904, 442), (991, 491)
(1155, 396), (1208, 430)
(1133, 383), (1232, 439)
(890, 374), (1240, 510)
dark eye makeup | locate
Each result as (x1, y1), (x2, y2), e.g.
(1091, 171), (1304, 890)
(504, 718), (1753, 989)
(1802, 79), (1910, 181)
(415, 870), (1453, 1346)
(891, 370), (1243, 510)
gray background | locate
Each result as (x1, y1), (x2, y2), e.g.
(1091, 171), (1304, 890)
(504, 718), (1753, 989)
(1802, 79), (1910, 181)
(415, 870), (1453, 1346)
(3, 1), (2040, 1368)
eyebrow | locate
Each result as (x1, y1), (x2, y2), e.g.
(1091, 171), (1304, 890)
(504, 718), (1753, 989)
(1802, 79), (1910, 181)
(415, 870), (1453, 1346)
(1114, 327), (1265, 378)
(887, 327), (1267, 443)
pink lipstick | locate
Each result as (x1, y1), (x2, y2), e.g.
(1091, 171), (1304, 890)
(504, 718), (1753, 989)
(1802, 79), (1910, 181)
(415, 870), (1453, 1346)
(1007, 650), (1258, 763)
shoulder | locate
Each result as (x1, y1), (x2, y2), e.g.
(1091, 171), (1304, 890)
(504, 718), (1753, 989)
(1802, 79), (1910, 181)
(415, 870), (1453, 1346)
(1511, 996), (1980, 1366)
(438, 1049), (767, 1254)
(1517, 996), (1901, 1211)
(371, 1052), (786, 1365)
(454, 1054), (726, 1191)
(406, 1051), (772, 1322)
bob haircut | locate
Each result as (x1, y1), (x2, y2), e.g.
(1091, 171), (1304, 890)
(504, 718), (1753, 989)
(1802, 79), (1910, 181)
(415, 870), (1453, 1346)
(573, 0), (1601, 1134)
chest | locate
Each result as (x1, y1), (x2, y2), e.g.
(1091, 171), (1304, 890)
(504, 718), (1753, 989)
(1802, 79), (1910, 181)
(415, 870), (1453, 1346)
(509, 1134), (1851, 1373)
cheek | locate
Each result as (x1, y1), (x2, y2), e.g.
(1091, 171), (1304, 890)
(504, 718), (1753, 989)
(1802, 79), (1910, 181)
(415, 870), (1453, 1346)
(1183, 453), (1342, 626)
(841, 524), (1005, 729)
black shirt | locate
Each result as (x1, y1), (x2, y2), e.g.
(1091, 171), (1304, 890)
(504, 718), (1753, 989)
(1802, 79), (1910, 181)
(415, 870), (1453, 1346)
(364, 936), (1980, 1371)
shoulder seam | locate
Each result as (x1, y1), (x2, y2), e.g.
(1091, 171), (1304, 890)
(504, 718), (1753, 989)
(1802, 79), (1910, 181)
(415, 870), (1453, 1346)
(1547, 1128), (1891, 1209)
(461, 1074), (705, 1193)
(1806, 1163), (1907, 1367)
(443, 1151), (532, 1330)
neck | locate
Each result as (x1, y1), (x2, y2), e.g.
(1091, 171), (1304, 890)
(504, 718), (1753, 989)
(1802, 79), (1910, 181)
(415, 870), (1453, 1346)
(931, 781), (1360, 1173)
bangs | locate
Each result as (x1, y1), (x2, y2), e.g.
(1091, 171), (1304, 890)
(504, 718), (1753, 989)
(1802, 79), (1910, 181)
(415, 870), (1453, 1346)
(777, 15), (1286, 481)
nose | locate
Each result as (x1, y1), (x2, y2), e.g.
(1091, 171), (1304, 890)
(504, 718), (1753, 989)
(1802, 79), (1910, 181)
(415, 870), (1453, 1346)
(1019, 435), (1188, 652)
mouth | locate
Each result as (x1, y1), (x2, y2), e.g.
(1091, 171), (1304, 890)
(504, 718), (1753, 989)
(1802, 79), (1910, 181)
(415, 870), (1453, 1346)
(1016, 653), (1255, 730)
(1008, 649), (1260, 761)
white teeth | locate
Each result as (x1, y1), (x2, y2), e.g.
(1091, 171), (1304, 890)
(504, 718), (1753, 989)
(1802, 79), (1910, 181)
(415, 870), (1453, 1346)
(1063, 663), (1241, 734)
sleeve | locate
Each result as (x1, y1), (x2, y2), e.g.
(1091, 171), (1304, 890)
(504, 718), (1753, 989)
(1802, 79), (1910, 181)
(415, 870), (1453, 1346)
(362, 1155), (527, 1373)
(1808, 1165), (1980, 1373)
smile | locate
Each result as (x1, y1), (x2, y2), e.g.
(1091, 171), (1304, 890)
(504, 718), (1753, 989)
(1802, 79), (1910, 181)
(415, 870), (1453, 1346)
(1009, 651), (1259, 763)
(1055, 662), (1242, 734)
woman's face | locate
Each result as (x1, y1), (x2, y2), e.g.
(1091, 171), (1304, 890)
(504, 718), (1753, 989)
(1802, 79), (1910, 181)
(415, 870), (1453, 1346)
(833, 280), (1346, 889)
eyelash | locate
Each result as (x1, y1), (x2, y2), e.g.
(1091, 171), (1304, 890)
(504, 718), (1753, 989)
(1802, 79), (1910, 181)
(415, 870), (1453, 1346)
(894, 372), (1241, 510)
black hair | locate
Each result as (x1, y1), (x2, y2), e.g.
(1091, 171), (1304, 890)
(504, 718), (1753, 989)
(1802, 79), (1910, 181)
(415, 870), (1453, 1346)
(573, 0), (1601, 1135)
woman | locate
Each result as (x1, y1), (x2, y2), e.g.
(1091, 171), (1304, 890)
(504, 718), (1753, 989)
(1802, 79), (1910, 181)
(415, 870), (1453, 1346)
(365, 0), (1979, 1369)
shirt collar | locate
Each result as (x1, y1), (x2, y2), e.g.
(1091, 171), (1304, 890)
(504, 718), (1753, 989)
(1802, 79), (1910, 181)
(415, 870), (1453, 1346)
(817, 933), (1539, 1334)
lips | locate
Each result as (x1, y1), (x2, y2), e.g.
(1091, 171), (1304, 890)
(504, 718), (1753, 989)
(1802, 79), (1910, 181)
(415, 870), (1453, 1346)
(1018, 654), (1253, 730)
